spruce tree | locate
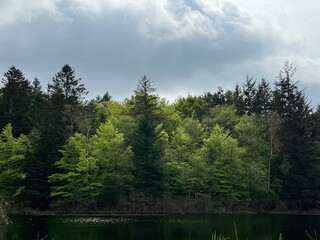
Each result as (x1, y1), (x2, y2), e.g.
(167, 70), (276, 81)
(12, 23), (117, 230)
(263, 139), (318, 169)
(253, 79), (272, 115)
(272, 61), (316, 209)
(242, 76), (256, 115)
(0, 67), (32, 136)
(130, 75), (164, 196)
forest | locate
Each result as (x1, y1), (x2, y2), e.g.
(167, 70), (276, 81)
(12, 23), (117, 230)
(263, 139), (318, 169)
(0, 62), (320, 214)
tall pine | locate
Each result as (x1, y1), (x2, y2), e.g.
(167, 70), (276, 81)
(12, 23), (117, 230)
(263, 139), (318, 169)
(130, 75), (164, 197)
(272, 61), (317, 209)
(0, 67), (32, 136)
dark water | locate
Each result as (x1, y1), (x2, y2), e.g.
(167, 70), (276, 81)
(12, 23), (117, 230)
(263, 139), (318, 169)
(1, 214), (320, 240)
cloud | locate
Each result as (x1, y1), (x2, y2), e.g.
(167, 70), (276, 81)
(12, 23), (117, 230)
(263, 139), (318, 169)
(0, 0), (64, 27)
(0, 0), (319, 106)
(67, 0), (255, 41)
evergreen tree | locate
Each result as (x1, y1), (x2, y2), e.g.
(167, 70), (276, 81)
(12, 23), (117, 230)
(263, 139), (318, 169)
(202, 87), (226, 115)
(130, 75), (164, 196)
(0, 67), (32, 136)
(233, 84), (245, 115)
(29, 65), (87, 209)
(272, 61), (317, 209)
(242, 76), (256, 115)
(253, 79), (272, 115)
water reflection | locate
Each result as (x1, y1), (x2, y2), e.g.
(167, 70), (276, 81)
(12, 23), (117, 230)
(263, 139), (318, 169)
(0, 214), (319, 240)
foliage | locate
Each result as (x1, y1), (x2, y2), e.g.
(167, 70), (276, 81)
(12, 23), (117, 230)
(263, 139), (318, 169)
(0, 124), (29, 199)
(202, 125), (245, 199)
(90, 121), (134, 204)
(0, 63), (320, 212)
(49, 133), (101, 208)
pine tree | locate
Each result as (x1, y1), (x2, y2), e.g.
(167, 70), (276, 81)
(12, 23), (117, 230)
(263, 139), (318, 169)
(253, 79), (272, 115)
(28, 65), (88, 209)
(0, 67), (32, 136)
(272, 61), (316, 209)
(242, 76), (256, 115)
(130, 75), (164, 196)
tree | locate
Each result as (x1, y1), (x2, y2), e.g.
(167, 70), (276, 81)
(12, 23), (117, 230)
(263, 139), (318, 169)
(202, 105), (240, 135)
(202, 87), (226, 115)
(0, 67), (32, 136)
(235, 115), (269, 200)
(260, 111), (282, 192)
(30, 65), (88, 209)
(0, 124), (29, 200)
(202, 125), (245, 200)
(174, 95), (205, 119)
(47, 64), (88, 138)
(272, 61), (316, 209)
(90, 121), (134, 205)
(242, 76), (256, 115)
(49, 133), (101, 209)
(48, 64), (87, 104)
(130, 75), (164, 196)
(96, 91), (112, 103)
(253, 79), (272, 115)
(233, 84), (245, 115)
(163, 124), (206, 196)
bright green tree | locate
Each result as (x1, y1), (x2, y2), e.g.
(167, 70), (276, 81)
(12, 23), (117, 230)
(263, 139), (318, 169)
(163, 124), (207, 197)
(49, 133), (101, 209)
(202, 125), (245, 200)
(235, 115), (269, 200)
(0, 124), (29, 199)
(174, 95), (205, 119)
(202, 105), (240, 135)
(90, 121), (134, 205)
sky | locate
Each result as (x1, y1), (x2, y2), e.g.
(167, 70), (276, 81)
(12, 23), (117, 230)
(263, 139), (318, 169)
(0, 0), (320, 106)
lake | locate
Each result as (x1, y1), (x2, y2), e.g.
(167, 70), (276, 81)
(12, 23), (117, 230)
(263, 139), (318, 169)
(0, 214), (319, 240)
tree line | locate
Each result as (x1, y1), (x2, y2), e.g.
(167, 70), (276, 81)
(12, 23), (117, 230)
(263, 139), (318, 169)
(0, 62), (319, 213)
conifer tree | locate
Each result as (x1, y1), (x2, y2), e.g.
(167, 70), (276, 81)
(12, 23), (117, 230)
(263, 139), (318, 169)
(130, 75), (164, 196)
(0, 67), (32, 136)
(272, 61), (317, 209)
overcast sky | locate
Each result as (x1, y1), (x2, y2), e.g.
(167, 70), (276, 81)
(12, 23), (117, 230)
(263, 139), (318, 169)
(1, 0), (320, 106)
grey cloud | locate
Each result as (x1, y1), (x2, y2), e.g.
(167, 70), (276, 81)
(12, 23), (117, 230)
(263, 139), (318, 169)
(0, 0), (319, 106)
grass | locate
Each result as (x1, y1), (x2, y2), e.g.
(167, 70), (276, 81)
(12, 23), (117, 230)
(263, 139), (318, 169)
(212, 232), (229, 240)
(210, 222), (318, 240)
(306, 230), (318, 240)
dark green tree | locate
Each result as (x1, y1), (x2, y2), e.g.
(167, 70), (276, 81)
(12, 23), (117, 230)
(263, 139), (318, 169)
(130, 75), (164, 196)
(202, 87), (226, 115)
(253, 79), (272, 115)
(0, 67), (32, 136)
(26, 65), (88, 209)
(231, 84), (245, 115)
(242, 76), (256, 115)
(272, 61), (317, 209)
